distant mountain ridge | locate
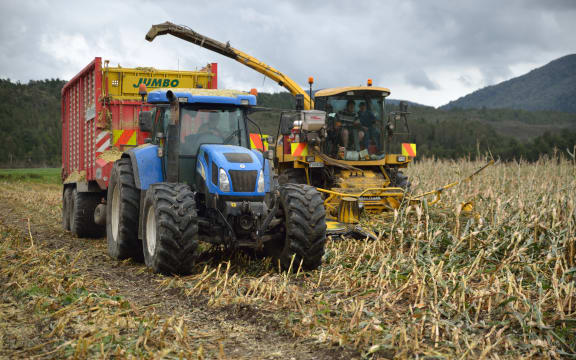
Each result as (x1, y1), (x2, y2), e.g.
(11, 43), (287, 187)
(441, 54), (576, 113)
(387, 99), (431, 108)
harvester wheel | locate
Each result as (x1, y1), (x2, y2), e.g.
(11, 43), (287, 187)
(62, 186), (73, 231)
(70, 189), (105, 238)
(106, 158), (142, 261)
(264, 183), (326, 271)
(396, 171), (411, 190)
(142, 183), (198, 275)
(278, 168), (307, 185)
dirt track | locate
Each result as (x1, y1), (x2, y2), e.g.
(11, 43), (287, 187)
(0, 183), (357, 359)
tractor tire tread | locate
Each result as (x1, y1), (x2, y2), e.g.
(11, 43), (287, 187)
(278, 167), (307, 185)
(143, 183), (198, 275)
(277, 183), (326, 270)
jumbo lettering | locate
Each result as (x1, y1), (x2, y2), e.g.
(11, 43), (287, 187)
(133, 78), (180, 88)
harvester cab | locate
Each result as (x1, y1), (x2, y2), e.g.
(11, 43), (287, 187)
(277, 87), (413, 228)
(106, 88), (327, 274)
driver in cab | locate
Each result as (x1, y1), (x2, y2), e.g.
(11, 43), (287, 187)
(182, 111), (223, 154)
(336, 100), (365, 150)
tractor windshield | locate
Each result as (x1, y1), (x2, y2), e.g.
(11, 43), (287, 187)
(179, 105), (249, 156)
(322, 93), (386, 156)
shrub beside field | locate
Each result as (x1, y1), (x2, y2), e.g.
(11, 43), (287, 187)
(0, 168), (60, 184)
(0, 158), (574, 358)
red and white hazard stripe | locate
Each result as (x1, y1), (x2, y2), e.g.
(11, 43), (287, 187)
(95, 130), (111, 155)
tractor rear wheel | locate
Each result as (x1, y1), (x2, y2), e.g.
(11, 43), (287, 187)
(142, 183), (198, 275)
(70, 188), (105, 238)
(62, 187), (73, 231)
(264, 184), (326, 271)
(106, 158), (142, 261)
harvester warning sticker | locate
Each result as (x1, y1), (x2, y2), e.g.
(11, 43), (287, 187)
(113, 130), (137, 146)
(402, 143), (417, 157)
(249, 133), (268, 151)
(290, 142), (308, 157)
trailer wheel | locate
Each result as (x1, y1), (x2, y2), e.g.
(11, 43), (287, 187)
(142, 183), (198, 275)
(106, 158), (142, 261)
(265, 184), (326, 271)
(62, 187), (73, 231)
(70, 188), (105, 238)
(278, 168), (307, 185)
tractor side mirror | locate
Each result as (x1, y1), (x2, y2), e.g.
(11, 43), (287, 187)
(139, 111), (154, 132)
(280, 113), (294, 136)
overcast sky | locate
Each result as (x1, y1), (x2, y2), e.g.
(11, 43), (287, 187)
(1, 0), (575, 107)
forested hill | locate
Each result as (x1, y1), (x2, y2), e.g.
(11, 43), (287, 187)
(0, 79), (65, 167)
(441, 54), (576, 112)
(0, 79), (574, 168)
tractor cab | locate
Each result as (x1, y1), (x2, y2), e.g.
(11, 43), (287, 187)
(140, 88), (261, 191)
(313, 86), (391, 160)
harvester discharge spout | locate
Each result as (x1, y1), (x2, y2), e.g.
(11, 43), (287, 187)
(146, 22), (313, 109)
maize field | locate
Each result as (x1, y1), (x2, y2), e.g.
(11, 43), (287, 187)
(0, 157), (574, 359)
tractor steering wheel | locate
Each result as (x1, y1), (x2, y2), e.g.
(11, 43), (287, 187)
(222, 129), (241, 145)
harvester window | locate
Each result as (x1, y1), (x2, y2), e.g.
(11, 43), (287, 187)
(324, 96), (385, 155)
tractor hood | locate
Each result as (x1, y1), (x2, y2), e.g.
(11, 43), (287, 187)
(196, 144), (270, 196)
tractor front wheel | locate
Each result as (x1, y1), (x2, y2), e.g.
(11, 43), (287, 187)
(142, 183), (199, 275)
(264, 184), (326, 271)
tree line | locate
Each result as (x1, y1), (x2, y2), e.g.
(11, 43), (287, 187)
(0, 80), (574, 168)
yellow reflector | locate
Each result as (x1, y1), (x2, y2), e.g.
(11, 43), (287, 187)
(402, 143), (416, 157)
(290, 142), (308, 157)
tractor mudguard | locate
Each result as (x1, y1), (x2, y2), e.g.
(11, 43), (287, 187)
(123, 144), (164, 190)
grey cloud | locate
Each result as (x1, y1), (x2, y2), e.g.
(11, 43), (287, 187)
(405, 70), (438, 90)
(1, 0), (575, 106)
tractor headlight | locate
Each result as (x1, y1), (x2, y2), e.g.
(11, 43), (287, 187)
(257, 170), (265, 192)
(197, 161), (206, 180)
(219, 168), (230, 192)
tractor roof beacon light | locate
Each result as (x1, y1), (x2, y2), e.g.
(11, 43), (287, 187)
(250, 88), (258, 96)
(367, 79), (373, 87)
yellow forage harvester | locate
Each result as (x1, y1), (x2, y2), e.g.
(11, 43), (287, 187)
(145, 21), (494, 238)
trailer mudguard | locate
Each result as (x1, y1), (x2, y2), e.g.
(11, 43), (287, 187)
(124, 144), (164, 190)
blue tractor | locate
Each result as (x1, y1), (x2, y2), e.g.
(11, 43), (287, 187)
(105, 88), (327, 274)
